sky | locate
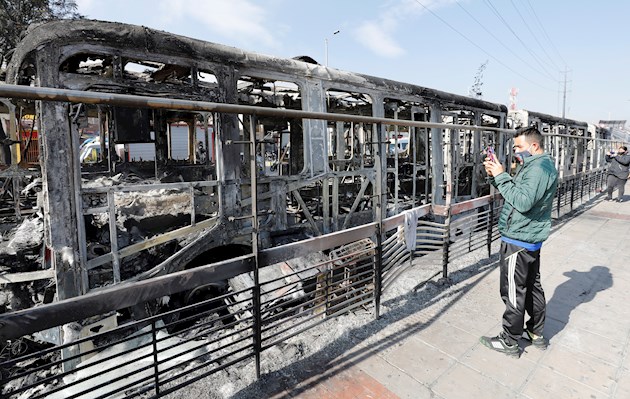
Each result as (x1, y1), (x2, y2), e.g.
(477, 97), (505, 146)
(74, 0), (630, 125)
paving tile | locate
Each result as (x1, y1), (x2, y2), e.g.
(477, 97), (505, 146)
(539, 344), (617, 395)
(410, 319), (477, 359)
(579, 293), (630, 322)
(613, 368), (630, 399)
(519, 342), (548, 363)
(609, 256), (630, 270)
(521, 366), (610, 399)
(383, 337), (456, 386)
(432, 362), (517, 399)
(545, 272), (607, 310)
(292, 383), (336, 399)
(465, 270), (499, 291)
(546, 293), (589, 316)
(563, 308), (630, 343)
(318, 369), (398, 399)
(434, 303), (498, 337)
(460, 344), (537, 391)
(453, 289), (505, 316)
(345, 368), (402, 399)
(556, 326), (626, 367)
(538, 316), (568, 345)
(356, 354), (436, 399)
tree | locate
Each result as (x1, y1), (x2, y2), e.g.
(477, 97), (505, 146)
(0, 0), (82, 67)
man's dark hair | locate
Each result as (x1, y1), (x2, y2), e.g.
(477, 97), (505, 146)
(515, 126), (544, 150)
(620, 146), (628, 152)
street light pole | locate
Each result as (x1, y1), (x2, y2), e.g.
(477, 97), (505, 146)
(325, 30), (340, 67)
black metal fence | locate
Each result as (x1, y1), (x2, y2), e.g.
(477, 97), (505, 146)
(0, 84), (617, 398)
(0, 176), (605, 398)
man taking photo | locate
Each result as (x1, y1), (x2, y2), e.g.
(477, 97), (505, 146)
(480, 126), (558, 358)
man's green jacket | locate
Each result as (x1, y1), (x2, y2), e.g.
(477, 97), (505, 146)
(490, 153), (558, 244)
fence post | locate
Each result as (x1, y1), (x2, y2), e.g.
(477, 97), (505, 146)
(556, 181), (562, 218)
(487, 202), (494, 257)
(373, 120), (385, 319)
(570, 178), (575, 211)
(151, 320), (160, 397)
(248, 116), (262, 380)
(373, 224), (383, 320)
(442, 220), (450, 280)
(597, 171), (601, 193)
(253, 272), (262, 379)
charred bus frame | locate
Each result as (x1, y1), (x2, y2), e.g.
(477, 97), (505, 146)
(0, 19), (625, 398)
(2, 19), (508, 302)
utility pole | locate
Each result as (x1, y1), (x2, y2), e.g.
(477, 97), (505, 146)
(469, 60), (488, 99)
(561, 67), (571, 119)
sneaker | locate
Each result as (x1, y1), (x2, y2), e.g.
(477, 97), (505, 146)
(480, 333), (520, 358)
(616, 198), (624, 203)
(605, 197), (613, 201)
(521, 330), (548, 350)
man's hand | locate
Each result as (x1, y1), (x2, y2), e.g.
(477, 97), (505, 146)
(483, 156), (504, 177)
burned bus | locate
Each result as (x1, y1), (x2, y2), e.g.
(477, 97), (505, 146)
(0, 18), (621, 398)
(0, 19), (508, 306)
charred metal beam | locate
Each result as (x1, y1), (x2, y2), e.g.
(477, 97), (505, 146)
(0, 85), (514, 133)
(0, 255), (255, 342)
(258, 222), (377, 266)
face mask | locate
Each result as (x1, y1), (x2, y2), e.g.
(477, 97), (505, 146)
(514, 144), (534, 163)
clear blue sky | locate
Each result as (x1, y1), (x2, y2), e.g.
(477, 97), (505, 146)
(75, 0), (630, 124)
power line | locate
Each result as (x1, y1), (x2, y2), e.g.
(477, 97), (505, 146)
(509, 0), (561, 71)
(412, 0), (555, 92)
(482, 0), (557, 81)
(524, 0), (567, 66)
(455, 1), (554, 82)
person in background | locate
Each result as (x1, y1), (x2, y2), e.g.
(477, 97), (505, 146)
(480, 126), (558, 358)
(605, 146), (630, 202)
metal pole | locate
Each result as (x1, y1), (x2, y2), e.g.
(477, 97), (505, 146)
(570, 178), (575, 211)
(0, 84), (515, 133)
(373, 224), (382, 320)
(151, 320), (160, 396)
(487, 202), (494, 257)
(249, 117), (262, 379)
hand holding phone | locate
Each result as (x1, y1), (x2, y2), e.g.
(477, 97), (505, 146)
(486, 146), (496, 162)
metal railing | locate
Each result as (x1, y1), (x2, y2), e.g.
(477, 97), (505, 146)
(0, 84), (618, 398)
(0, 180), (605, 398)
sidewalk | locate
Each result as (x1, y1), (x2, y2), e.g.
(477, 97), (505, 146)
(270, 189), (630, 398)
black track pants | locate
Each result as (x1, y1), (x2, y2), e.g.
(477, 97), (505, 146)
(499, 241), (546, 344)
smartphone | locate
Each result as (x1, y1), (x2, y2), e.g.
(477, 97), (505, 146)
(486, 146), (496, 162)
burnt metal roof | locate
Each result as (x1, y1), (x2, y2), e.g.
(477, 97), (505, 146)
(6, 19), (506, 113)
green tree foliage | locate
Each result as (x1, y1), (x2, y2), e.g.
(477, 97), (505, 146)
(0, 0), (82, 67)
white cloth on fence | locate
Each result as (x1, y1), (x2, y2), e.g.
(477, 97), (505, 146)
(402, 208), (420, 252)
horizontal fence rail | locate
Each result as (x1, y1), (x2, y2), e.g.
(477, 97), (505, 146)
(0, 84), (516, 133)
